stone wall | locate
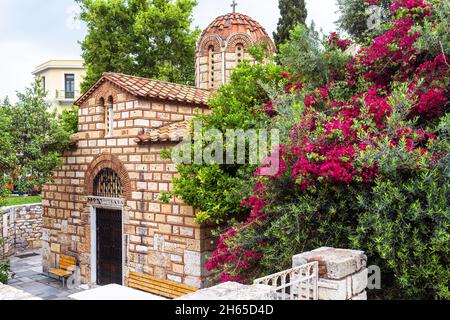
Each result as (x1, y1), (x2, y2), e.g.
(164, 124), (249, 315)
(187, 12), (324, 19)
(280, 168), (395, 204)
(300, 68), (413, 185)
(0, 204), (43, 257)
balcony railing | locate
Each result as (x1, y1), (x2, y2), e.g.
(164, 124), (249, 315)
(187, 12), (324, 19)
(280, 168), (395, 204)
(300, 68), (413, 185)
(56, 90), (80, 101)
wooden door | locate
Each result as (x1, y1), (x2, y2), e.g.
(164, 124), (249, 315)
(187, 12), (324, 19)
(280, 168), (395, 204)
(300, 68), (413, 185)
(96, 209), (123, 285)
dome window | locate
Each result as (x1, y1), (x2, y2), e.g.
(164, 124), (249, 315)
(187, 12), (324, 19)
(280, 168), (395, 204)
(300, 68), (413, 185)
(235, 43), (244, 64)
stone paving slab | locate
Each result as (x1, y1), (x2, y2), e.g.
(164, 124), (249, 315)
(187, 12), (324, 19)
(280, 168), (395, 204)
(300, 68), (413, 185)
(1, 250), (84, 300)
(0, 284), (42, 300)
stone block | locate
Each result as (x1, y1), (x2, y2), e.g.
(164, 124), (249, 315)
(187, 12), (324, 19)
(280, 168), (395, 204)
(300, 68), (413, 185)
(184, 251), (201, 277)
(136, 245), (148, 253)
(167, 274), (183, 283)
(352, 268), (368, 295)
(351, 290), (367, 300)
(153, 234), (165, 251)
(136, 227), (148, 236)
(50, 243), (61, 253)
(317, 278), (349, 300)
(293, 247), (367, 280)
(184, 276), (202, 289)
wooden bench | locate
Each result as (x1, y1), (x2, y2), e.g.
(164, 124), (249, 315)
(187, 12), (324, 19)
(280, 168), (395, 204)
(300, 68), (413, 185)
(48, 255), (77, 287)
(128, 272), (198, 299)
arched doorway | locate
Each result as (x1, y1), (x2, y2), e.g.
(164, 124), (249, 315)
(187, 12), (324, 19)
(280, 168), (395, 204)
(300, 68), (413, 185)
(90, 168), (124, 286)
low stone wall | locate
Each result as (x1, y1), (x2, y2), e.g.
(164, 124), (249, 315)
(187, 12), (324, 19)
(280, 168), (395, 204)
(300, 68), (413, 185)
(0, 204), (43, 257)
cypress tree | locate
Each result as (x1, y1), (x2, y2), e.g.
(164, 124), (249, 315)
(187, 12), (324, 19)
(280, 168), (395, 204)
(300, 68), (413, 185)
(273, 0), (308, 47)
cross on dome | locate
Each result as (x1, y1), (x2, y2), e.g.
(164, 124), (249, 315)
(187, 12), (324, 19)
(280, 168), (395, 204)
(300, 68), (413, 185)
(230, 0), (238, 13)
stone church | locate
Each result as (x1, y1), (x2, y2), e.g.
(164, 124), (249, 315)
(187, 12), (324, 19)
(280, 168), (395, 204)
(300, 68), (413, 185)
(42, 11), (275, 290)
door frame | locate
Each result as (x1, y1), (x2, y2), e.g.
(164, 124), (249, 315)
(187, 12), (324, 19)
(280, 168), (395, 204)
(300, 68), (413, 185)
(89, 200), (126, 286)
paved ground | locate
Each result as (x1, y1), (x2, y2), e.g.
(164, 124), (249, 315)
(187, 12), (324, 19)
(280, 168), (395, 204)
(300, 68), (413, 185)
(3, 251), (83, 300)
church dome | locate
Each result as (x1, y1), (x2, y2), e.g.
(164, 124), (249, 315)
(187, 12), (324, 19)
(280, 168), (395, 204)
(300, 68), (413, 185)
(200, 12), (272, 44)
(195, 12), (275, 90)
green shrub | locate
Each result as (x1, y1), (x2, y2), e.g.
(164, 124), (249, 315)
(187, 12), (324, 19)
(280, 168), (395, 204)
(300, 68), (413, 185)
(164, 59), (286, 224)
(354, 168), (449, 299)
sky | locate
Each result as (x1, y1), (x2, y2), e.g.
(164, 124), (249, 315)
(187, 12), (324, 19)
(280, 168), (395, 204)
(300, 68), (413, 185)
(0, 0), (339, 102)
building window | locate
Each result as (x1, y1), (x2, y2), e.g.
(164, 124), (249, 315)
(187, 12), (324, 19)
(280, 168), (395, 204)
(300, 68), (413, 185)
(208, 45), (215, 88)
(236, 44), (244, 64)
(65, 74), (75, 99)
(93, 168), (123, 198)
(105, 96), (114, 137)
(41, 76), (46, 93)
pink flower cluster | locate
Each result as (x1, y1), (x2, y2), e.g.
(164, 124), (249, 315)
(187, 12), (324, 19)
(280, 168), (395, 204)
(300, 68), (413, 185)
(328, 32), (353, 51)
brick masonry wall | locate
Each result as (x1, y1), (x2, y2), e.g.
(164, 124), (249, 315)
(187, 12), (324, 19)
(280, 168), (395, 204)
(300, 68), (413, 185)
(42, 80), (215, 289)
(196, 47), (255, 90)
(1, 204), (43, 257)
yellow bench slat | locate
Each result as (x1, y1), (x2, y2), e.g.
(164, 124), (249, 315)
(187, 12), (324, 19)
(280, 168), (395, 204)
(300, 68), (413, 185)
(128, 278), (194, 296)
(130, 275), (197, 292)
(128, 280), (180, 299)
(128, 272), (198, 299)
(129, 272), (198, 292)
(49, 269), (72, 277)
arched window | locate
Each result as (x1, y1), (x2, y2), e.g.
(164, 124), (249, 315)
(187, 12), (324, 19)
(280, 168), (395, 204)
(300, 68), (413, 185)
(99, 97), (106, 134)
(105, 96), (114, 137)
(235, 43), (244, 64)
(208, 45), (215, 88)
(93, 168), (123, 198)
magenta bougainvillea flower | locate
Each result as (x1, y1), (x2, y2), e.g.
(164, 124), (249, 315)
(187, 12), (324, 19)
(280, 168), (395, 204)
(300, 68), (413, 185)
(207, 0), (449, 282)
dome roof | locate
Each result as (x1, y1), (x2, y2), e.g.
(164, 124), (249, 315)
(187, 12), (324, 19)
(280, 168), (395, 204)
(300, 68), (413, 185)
(200, 12), (272, 43)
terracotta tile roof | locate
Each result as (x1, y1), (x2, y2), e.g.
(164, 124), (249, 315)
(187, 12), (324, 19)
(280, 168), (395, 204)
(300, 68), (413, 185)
(76, 72), (211, 106)
(200, 12), (271, 42)
(135, 120), (191, 143)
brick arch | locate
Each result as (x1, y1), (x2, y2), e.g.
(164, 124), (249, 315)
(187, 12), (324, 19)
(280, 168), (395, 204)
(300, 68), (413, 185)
(197, 34), (223, 55)
(225, 33), (254, 52)
(85, 153), (131, 200)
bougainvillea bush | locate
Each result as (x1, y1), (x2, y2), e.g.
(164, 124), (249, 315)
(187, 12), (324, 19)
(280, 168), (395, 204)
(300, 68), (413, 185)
(207, 0), (449, 299)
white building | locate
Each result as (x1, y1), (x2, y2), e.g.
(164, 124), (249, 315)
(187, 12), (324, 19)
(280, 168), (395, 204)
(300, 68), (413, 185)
(32, 60), (86, 113)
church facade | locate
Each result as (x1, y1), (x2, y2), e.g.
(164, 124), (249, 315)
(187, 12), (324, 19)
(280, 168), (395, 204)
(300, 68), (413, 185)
(42, 12), (275, 290)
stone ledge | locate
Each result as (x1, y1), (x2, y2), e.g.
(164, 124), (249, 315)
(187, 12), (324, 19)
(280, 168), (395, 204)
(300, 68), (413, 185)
(293, 247), (367, 280)
(177, 282), (276, 301)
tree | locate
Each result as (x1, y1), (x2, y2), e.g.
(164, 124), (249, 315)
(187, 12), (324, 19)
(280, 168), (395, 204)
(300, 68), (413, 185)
(279, 24), (352, 88)
(0, 101), (15, 201)
(273, 0), (308, 47)
(59, 107), (79, 135)
(0, 82), (72, 284)
(336, 0), (392, 43)
(4, 81), (72, 193)
(77, 0), (200, 92)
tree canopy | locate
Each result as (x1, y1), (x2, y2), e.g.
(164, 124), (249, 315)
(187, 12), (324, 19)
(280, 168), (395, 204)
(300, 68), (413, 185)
(77, 0), (200, 92)
(0, 81), (73, 196)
